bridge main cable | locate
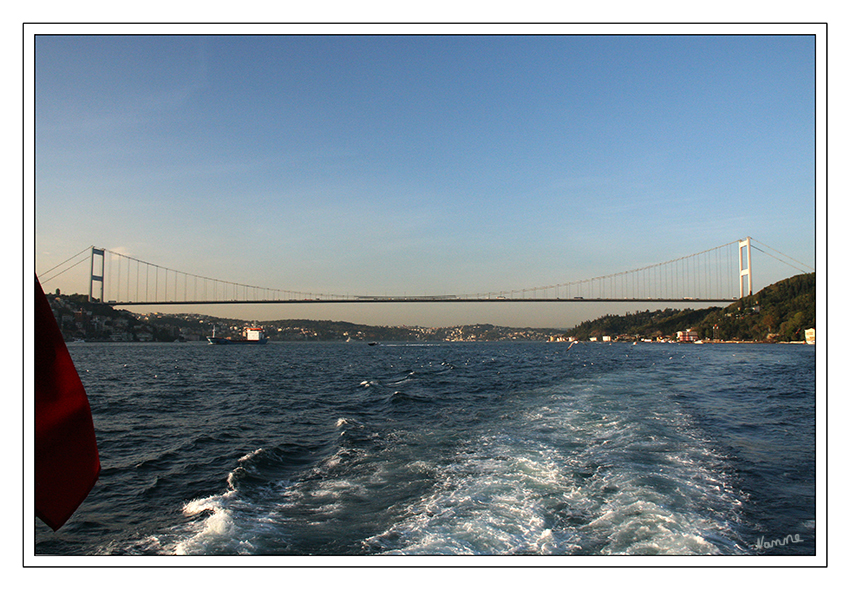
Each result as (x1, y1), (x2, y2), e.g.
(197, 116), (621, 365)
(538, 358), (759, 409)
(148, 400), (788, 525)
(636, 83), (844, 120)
(96, 247), (351, 304)
(491, 240), (742, 302)
(96, 239), (744, 306)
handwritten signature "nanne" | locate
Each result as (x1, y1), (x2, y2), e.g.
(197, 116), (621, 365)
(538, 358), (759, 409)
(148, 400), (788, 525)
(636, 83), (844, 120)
(753, 534), (804, 550)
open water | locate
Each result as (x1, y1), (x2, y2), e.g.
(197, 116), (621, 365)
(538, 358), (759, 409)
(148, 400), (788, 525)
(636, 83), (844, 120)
(34, 340), (816, 557)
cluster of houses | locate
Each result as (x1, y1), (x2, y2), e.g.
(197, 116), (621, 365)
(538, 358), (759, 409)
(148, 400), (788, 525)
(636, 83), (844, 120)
(549, 327), (815, 344)
(47, 295), (184, 342)
(548, 329), (701, 344)
(49, 296), (134, 341)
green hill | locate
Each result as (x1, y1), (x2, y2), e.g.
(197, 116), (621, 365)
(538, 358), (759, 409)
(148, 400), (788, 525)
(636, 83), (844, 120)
(697, 272), (815, 342)
(563, 273), (814, 342)
(566, 308), (718, 341)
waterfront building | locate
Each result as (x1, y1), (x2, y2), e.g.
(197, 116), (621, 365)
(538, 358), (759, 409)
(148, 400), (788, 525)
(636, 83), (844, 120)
(677, 329), (699, 342)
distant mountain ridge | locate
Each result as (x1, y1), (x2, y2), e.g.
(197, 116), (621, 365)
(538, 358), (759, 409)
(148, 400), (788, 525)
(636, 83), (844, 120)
(247, 320), (563, 342)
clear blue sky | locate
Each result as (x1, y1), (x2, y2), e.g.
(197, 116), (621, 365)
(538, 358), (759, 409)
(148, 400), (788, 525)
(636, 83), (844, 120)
(34, 32), (816, 328)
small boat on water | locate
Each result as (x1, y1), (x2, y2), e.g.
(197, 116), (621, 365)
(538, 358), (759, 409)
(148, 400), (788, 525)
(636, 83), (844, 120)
(207, 325), (268, 345)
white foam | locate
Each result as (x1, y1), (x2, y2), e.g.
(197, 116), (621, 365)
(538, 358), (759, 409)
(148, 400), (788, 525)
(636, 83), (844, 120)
(238, 447), (264, 463)
(167, 486), (294, 556)
(174, 493), (238, 555)
(363, 377), (748, 556)
(365, 437), (578, 554)
(182, 493), (231, 517)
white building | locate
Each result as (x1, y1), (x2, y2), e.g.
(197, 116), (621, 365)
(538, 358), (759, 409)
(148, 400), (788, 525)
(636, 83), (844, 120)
(677, 329), (699, 342)
(805, 328), (815, 345)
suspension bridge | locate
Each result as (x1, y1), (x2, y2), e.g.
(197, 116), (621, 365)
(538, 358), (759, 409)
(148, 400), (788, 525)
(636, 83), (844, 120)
(37, 237), (813, 306)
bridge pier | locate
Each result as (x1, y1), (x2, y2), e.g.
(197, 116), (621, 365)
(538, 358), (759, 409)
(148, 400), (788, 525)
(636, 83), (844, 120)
(89, 247), (105, 303)
(739, 236), (752, 298)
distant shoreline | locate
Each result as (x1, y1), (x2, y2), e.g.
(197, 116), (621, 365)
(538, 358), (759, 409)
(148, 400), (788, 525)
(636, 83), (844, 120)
(66, 338), (812, 345)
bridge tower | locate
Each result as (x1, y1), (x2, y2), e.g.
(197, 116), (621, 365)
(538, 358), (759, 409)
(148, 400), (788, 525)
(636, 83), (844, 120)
(89, 247), (105, 302)
(739, 236), (752, 298)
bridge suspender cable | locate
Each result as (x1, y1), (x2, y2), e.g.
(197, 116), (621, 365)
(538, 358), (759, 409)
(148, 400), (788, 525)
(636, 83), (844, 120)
(70, 237), (809, 305)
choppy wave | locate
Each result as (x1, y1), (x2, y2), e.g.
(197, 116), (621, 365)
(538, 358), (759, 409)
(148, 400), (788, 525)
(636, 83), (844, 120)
(40, 341), (814, 556)
(158, 376), (748, 554)
(361, 379), (748, 555)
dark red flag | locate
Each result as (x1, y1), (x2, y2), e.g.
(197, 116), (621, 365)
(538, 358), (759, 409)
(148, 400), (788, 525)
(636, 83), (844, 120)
(34, 276), (100, 531)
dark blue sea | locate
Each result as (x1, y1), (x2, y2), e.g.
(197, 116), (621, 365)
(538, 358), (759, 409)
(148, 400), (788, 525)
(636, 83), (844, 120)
(34, 341), (816, 558)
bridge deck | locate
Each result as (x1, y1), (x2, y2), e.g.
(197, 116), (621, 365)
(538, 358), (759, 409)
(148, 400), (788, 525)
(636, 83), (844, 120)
(111, 297), (737, 305)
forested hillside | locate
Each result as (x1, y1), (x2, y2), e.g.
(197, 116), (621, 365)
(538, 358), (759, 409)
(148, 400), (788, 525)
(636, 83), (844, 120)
(563, 273), (814, 342)
(697, 272), (815, 341)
